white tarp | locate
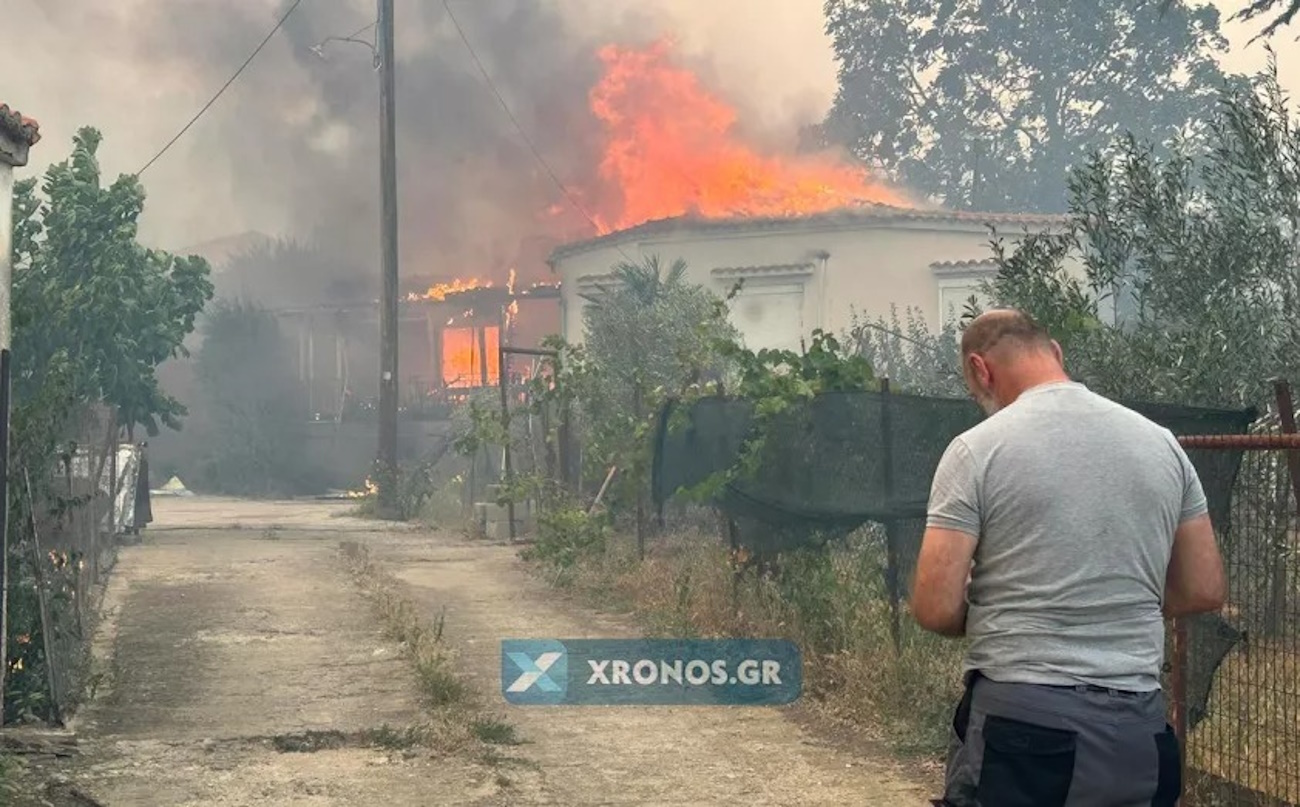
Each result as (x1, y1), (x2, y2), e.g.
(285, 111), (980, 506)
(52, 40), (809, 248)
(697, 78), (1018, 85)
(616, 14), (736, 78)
(109, 444), (141, 534)
(61, 442), (141, 536)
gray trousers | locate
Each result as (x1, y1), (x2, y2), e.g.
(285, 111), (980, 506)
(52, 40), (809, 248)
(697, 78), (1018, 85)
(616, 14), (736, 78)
(938, 672), (1182, 807)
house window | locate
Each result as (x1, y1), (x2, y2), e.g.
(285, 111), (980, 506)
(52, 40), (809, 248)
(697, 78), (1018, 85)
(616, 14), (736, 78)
(729, 282), (805, 353)
(711, 264), (814, 354)
(937, 282), (988, 325)
(931, 260), (997, 326)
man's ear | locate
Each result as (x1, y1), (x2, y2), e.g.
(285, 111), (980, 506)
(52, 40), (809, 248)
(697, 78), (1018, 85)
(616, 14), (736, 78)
(1049, 339), (1064, 366)
(967, 352), (990, 385)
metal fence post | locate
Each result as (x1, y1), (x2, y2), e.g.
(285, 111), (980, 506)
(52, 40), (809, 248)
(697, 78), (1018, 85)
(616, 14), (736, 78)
(1269, 380), (1300, 637)
(108, 425), (119, 552)
(879, 378), (903, 657)
(499, 344), (515, 542)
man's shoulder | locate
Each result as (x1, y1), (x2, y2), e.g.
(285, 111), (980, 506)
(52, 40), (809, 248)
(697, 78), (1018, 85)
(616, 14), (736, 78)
(955, 384), (1175, 452)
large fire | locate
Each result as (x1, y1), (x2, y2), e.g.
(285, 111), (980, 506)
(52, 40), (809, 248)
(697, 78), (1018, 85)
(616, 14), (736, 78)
(407, 40), (900, 391)
(588, 40), (905, 231)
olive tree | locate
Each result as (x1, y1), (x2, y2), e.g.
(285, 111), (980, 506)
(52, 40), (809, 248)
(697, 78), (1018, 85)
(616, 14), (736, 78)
(577, 256), (738, 539)
(985, 60), (1300, 410)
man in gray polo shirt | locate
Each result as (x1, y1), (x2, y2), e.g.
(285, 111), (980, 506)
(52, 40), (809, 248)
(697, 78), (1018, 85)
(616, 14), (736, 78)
(912, 309), (1227, 806)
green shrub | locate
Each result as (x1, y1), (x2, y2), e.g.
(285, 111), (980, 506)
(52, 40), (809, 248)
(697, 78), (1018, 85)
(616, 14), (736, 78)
(525, 507), (608, 572)
(417, 474), (466, 529)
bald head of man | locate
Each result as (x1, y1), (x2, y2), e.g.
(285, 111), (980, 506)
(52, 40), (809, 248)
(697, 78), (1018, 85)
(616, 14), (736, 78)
(960, 309), (1070, 415)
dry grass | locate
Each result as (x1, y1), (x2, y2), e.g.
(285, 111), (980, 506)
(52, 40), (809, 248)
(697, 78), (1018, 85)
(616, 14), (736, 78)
(338, 541), (520, 762)
(1187, 637), (1300, 805)
(553, 527), (965, 757)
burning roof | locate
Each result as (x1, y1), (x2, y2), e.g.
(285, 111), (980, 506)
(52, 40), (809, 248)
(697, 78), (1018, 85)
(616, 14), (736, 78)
(404, 270), (560, 304)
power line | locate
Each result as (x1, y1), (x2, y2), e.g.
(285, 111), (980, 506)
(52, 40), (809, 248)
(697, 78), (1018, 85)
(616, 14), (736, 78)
(136, 0), (306, 177)
(345, 19), (377, 40)
(441, 0), (611, 243)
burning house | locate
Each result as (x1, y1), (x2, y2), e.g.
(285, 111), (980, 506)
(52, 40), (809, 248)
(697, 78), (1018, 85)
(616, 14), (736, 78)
(538, 42), (1071, 351)
(272, 275), (561, 422)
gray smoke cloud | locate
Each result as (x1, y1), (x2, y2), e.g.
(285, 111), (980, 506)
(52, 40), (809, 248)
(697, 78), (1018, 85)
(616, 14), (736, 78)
(1, 0), (837, 294)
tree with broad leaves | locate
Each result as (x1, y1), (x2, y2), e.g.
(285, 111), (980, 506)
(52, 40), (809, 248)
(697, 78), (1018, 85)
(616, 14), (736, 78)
(10, 127), (214, 442)
(5, 127), (212, 724)
(822, 0), (1234, 213)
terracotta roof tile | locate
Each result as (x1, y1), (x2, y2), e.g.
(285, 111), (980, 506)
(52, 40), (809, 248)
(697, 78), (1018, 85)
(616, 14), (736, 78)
(547, 203), (1068, 265)
(0, 104), (40, 147)
(930, 258), (1000, 270)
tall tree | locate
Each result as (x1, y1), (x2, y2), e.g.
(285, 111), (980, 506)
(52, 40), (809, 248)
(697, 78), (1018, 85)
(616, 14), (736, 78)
(5, 127), (212, 724)
(984, 60), (1300, 410)
(10, 127), (213, 439)
(193, 300), (313, 496)
(823, 0), (1232, 213)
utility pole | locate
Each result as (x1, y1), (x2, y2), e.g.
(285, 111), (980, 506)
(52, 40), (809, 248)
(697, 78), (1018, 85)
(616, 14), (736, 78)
(376, 0), (400, 519)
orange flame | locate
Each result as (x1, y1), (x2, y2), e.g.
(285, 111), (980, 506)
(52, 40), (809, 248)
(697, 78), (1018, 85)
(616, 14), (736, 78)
(345, 477), (378, 499)
(443, 326), (501, 388)
(589, 40), (905, 231)
(504, 299), (521, 334)
(406, 277), (493, 302)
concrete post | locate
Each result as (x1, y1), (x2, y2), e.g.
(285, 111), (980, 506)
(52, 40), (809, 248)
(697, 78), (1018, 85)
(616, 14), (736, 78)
(0, 163), (12, 351)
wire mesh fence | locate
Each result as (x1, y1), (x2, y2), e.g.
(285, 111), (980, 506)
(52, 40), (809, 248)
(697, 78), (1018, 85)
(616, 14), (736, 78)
(3, 405), (125, 726)
(1174, 432), (1300, 806)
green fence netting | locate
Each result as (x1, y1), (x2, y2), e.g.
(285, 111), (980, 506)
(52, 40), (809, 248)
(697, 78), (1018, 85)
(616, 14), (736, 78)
(654, 390), (1256, 547)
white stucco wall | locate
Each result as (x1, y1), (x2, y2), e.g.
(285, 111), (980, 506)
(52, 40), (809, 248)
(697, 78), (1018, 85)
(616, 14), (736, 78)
(551, 213), (1068, 352)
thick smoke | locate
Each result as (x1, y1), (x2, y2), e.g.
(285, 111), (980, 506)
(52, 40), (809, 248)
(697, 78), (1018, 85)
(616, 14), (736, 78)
(1, 0), (837, 297)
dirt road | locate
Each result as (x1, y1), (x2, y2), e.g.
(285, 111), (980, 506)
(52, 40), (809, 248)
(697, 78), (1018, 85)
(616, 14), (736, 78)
(27, 498), (932, 806)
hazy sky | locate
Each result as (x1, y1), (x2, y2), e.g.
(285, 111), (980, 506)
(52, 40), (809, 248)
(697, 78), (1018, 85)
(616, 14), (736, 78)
(0, 1), (1295, 254)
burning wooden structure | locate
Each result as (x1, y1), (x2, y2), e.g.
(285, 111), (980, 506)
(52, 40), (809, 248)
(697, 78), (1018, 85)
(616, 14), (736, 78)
(272, 280), (560, 421)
